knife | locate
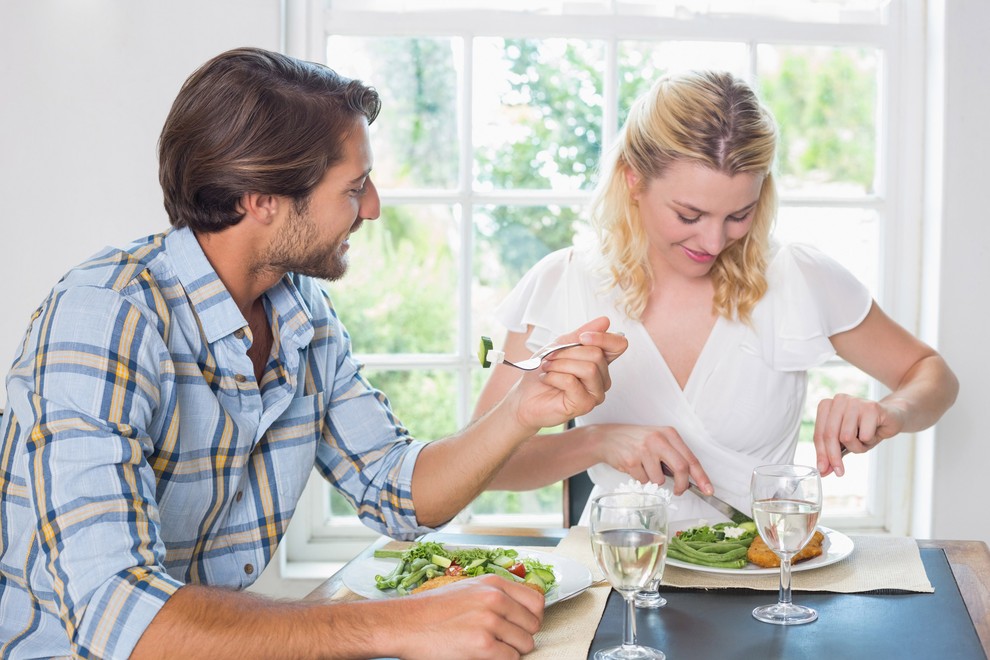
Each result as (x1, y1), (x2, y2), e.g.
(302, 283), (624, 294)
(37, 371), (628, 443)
(660, 462), (753, 525)
(659, 448), (851, 526)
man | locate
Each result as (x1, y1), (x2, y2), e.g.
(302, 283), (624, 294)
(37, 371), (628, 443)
(0, 47), (626, 659)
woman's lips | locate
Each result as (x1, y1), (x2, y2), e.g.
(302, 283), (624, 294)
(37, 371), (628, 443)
(681, 245), (716, 263)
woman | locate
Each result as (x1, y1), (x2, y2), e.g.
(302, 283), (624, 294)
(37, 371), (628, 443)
(473, 70), (958, 522)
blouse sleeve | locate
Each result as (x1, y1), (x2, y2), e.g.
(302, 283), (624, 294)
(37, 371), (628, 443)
(742, 242), (873, 371)
(494, 248), (579, 353)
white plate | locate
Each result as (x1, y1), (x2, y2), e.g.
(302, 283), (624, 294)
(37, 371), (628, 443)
(666, 518), (854, 576)
(341, 546), (593, 606)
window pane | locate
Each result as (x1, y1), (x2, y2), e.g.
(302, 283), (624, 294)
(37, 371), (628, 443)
(328, 205), (459, 354)
(471, 485), (563, 519)
(472, 204), (590, 344)
(327, 36), (462, 189)
(327, 1), (890, 24)
(795, 364), (873, 514)
(329, 368), (459, 516)
(757, 45), (879, 197)
(473, 38), (604, 191)
(774, 206), (879, 294)
(618, 41), (748, 127)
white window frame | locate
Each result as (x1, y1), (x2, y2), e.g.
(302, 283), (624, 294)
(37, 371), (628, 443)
(282, 0), (928, 565)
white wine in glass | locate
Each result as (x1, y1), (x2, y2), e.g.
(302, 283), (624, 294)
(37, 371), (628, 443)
(590, 492), (668, 660)
(750, 464), (822, 625)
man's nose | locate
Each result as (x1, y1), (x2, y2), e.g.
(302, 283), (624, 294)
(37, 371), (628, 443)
(361, 178), (381, 220)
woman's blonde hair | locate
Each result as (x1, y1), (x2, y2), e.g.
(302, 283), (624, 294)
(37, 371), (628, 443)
(591, 70), (778, 322)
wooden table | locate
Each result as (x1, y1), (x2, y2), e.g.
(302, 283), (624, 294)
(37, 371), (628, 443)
(307, 528), (990, 656)
(917, 539), (990, 652)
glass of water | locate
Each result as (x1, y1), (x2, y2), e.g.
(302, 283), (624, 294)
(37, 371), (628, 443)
(590, 492), (669, 660)
(750, 464), (823, 625)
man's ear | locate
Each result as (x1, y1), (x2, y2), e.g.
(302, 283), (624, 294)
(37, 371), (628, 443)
(238, 192), (280, 226)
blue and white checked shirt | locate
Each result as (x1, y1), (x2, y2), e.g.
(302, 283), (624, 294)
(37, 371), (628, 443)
(0, 227), (431, 658)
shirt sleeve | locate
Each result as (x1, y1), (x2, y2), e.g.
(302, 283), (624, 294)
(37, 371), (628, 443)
(494, 248), (580, 353)
(741, 242), (874, 371)
(307, 286), (434, 540)
(5, 285), (184, 658)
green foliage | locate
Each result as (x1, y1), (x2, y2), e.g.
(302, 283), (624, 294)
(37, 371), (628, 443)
(759, 48), (876, 191)
(329, 207), (456, 355)
(474, 39), (603, 281)
(325, 37), (879, 521)
(364, 37), (459, 188)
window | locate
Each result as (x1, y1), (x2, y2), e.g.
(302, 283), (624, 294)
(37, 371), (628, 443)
(285, 0), (923, 563)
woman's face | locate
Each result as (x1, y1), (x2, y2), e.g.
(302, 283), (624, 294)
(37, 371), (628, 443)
(627, 159), (763, 281)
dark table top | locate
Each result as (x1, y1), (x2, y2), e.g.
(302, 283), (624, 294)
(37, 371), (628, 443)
(307, 526), (990, 657)
(591, 546), (987, 659)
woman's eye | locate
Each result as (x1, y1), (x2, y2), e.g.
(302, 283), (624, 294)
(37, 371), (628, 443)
(678, 214), (701, 224)
(727, 213), (750, 223)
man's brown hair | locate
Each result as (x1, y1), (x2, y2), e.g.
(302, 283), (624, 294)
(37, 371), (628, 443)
(158, 47), (381, 232)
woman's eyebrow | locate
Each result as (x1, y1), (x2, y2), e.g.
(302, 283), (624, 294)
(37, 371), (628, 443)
(671, 200), (705, 214)
(730, 200), (759, 215)
(671, 199), (759, 215)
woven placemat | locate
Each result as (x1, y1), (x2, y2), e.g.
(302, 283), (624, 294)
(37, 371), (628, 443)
(526, 526), (609, 659)
(662, 534), (933, 593)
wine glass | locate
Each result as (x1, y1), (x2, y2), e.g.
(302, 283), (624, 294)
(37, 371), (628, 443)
(750, 464), (823, 625)
(633, 576), (666, 609)
(590, 492), (669, 660)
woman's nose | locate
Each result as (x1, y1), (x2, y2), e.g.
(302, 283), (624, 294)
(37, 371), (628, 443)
(699, 218), (728, 255)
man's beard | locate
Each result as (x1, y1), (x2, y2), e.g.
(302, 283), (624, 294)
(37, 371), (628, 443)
(263, 204), (352, 282)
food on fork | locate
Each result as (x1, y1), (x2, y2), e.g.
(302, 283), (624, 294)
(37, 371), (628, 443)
(747, 530), (826, 568)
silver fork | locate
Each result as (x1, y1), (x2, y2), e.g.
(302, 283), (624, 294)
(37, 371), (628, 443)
(485, 341), (584, 371)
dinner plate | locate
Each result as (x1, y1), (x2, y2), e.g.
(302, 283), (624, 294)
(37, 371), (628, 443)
(666, 518), (854, 576)
(341, 546), (593, 606)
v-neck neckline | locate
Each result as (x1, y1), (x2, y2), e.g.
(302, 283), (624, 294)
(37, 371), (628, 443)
(633, 314), (727, 398)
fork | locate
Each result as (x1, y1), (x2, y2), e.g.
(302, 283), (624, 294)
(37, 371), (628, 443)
(478, 337), (584, 371)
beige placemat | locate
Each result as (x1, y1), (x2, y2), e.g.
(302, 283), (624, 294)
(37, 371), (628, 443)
(324, 533), (609, 658)
(526, 526), (610, 659)
(662, 534), (933, 593)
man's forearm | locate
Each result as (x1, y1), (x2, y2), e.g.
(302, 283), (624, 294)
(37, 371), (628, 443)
(131, 584), (388, 660)
(410, 395), (539, 527)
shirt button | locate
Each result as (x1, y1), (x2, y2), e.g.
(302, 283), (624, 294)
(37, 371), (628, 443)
(234, 373), (247, 383)
(244, 563), (254, 575)
(234, 329), (245, 339)
(235, 491), (244, 502)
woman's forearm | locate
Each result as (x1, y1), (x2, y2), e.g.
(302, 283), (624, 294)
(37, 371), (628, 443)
(486, 424), (602, 490)
(880, 354), (959, 433)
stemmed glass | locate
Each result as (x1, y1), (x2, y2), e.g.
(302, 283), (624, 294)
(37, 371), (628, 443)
(590, 492), (669, 660)
(750, 464), (823, 625)
(633, 576), (666, 609)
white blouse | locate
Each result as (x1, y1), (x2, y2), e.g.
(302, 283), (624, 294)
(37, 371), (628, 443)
(495, 242), (872, 523)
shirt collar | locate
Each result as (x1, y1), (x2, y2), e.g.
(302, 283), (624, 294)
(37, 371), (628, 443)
(165, 227), (314, 347)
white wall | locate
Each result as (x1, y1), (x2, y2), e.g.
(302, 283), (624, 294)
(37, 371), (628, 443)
(0, 0), (280, 408)
(927, 0), (990, 545)
(0, 0), (986, 593)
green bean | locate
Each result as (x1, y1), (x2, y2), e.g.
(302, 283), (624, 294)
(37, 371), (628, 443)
(668, 547), (747, 569)
(671, 537), (748, 562)
(694, 542), (747, 555)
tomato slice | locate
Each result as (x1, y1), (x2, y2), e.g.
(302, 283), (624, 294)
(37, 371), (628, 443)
(508, 562), (526, 578)
(445, 563), (464, 576)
